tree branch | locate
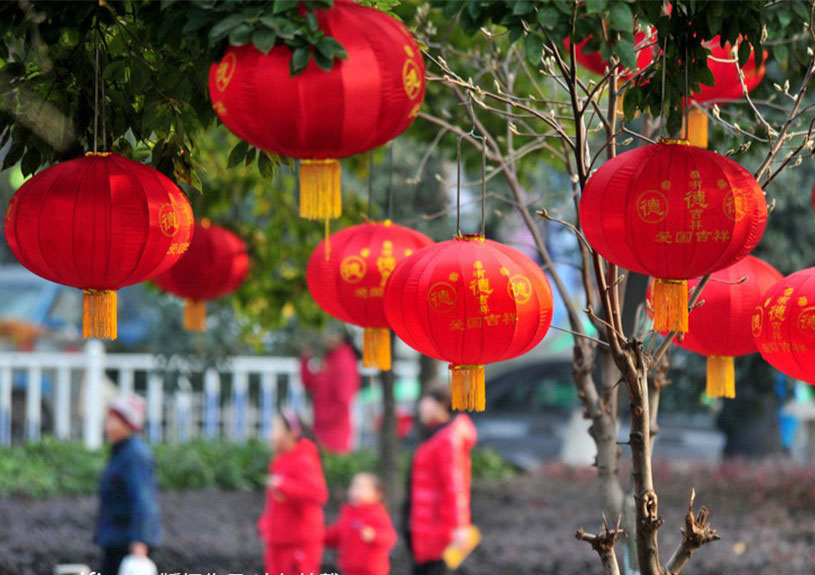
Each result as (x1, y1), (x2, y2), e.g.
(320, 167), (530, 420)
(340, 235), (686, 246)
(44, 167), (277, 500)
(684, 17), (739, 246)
(665, 489), (721, 575)
(576, 515), (625, 575)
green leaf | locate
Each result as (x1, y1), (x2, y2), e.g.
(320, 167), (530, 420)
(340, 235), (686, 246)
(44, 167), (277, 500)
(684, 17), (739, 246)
(273, 0), (300, 15)
(622, 86), (639, 121)
(697, 66), (715, 87)
(737, 40), (751, 68)
(208, 14), (245, 44)
(244, 146), (257, 167)
(524, 33), (543, 66)
(608, 3), (633, 33)
(585, 0), (607, 14)
(228, 23), (253, 46)
(537, 5), (559, 29)
(290, 46), (311, 75)
(228, 141), (248, 168)
(511, 1), (534, 15)
(252, 29), (278, 53)
(20, 146), (41, 177)
(616, 36), (636, 72)
(774, 43), (788, 69)
(305, 11), (319, 33)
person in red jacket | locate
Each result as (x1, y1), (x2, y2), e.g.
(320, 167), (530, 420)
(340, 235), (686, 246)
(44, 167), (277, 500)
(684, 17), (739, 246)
(325, 472), (397, 575)
(301, 332), (361, 453)
(257, 409), (328, 575)
(404, 384), (478, 575)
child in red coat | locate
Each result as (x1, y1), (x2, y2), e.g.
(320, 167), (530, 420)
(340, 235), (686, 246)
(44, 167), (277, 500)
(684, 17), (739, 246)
(257, 410), (328, 575)
(325, 472), (397, 575)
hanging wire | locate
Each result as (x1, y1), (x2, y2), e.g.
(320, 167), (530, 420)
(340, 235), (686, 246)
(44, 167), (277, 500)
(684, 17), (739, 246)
(658, 33), (668, 138)
(367, 151), (374, 220)
(387, 143), (394, 220)
(101, 48), (107, 150)
(480, 134), (486, 237)
(93, 44), (100, 153)
(455, 136), (462, 237)
(683, 43), (689, 141)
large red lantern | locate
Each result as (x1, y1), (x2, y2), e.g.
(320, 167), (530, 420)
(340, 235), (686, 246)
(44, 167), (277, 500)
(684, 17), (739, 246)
(152, 220), (249, 331)
(383, 236), (554, 411)
(687, 36), (766, 148)
(307, 220), (433, 370)
(209, 0), (425, 222)
(753, 268), (815, 384)
(4, 153), (194, 339)
(580, 140), (767, 333)
(648, 256), (782, 397)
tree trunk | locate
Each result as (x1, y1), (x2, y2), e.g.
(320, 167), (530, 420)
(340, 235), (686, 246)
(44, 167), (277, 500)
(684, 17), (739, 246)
(379, 368), (400, 509)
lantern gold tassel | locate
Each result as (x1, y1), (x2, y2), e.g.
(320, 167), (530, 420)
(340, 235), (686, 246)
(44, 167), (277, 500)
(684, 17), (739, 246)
(300, 159), (341, 220)
(363, 327), (391, 371)
(449, 365), (485, 412)
(706, 355), (735, 398)
(82, 289), (117, 340)
(183, 299), (207, 332)
(686, 107), (708, 148)
(652, 279), (689, 333)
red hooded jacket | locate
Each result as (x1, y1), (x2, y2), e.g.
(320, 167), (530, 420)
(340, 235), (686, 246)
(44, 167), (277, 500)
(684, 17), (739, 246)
(301, 342), (360, 453)
(257, 438), (328, 545)
(325, 502), (397, 575)
(409, 414), (477, 563)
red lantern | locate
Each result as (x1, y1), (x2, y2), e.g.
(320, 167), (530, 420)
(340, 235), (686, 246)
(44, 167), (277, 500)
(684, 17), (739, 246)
(208, 0), (425, 222)
(4, 153), (194, 339)
(648, 255), (782, 397)
(580, 140), (767, 333)
(753, 268), (815, 384)
(152, 220), (249, 331)
(383, 236), (554, 411)
(687, 36), (767, 147)
(567, 29), (657, 80)
(307, 220), (433, 370)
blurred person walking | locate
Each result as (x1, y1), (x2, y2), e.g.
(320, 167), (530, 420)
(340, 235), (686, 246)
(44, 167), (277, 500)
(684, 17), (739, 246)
(301, 329), (361, 453)
(94, 395), (161, 575)
(258, 409), (328, 575)
(403, 384), (478, 575)
(324, 472), (397, 575)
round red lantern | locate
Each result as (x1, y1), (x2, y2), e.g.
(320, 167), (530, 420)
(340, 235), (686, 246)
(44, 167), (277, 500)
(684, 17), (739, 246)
(753, 268), (815, 384)
(648, 255), (782, 397)
(567, 29), (657, 80)
(4, 153), (194, 340)
(209, 0), (425, 222)
(307, 220), (433, 370)
(580, 140), (767, 333)
(687, 36), (766, 147)
(152, 220), (249, 331)
(383, 236), (554, 411)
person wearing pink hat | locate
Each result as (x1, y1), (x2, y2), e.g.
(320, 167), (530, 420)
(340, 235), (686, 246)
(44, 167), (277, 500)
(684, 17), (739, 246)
(94, 394), (161, 575)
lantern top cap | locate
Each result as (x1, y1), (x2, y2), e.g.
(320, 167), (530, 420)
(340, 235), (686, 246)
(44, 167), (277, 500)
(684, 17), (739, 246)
(200, 218), (211, 228)
(657, 137), (692, 146)
(455, 234), (486, 242)
(84, 151), (113, 157)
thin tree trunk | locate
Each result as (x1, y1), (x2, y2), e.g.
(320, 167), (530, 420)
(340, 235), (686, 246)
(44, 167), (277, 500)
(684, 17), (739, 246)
(379, 368), (400, 509)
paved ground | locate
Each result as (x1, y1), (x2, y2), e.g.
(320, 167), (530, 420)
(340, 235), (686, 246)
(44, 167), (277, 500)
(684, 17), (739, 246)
(2, 458), (815, 575)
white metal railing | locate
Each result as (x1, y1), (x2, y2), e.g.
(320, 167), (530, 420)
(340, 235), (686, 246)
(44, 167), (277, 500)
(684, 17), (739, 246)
(0, 342), (418, 449)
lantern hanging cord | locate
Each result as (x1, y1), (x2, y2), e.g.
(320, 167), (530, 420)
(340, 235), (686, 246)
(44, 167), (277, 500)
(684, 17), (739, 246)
(658, 32), (668, 138)
(367, 151), (374, 221)
(683, 43), (689, 141)
(456, 135), (462, 237)
(479, 132), (486, 237)
(387, 143), (394, 220)
(93, 44), (99, 153)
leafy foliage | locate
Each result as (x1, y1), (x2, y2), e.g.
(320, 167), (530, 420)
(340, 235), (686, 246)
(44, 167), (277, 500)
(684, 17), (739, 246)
(0, 438), (516, 499)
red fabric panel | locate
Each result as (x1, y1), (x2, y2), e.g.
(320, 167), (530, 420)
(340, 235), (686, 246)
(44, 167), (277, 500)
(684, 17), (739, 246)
(307, 221), (433, 328)
(383, 238), (554, 366)
(4, 153), (193, 291)
(208, 0), (425, 159)
(580, 142), (767, 280)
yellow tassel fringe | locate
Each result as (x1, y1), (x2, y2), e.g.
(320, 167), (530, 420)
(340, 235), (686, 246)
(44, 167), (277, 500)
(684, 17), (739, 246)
(363, 327), (391, 371)
(82, 290), (117, 340)
(183, 299), (207, 332)
(449, 365), (485, 412)
(706, 355), (735, 398)
(652, 279), (689, 333)
(686, 107), (708, 148)
(299, 159), (341, 220)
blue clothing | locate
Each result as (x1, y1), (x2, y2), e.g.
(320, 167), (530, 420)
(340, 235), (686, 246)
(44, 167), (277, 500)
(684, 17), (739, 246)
(94, 435), (161, 548)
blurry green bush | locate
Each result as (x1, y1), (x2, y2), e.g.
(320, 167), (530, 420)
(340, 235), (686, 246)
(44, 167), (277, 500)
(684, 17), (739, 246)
(0, 437), (516, 499)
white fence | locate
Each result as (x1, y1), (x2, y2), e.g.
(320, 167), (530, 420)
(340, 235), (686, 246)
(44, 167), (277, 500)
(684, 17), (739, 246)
(0, 342), (418, 449)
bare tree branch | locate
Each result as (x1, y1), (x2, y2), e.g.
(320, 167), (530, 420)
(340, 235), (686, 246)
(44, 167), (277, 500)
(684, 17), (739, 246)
(665, 490), (721, 575)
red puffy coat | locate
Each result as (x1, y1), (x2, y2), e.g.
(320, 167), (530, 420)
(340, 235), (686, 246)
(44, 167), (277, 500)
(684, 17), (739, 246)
(301, 342), (360, 453)
(325, 502), (397, 575)
(257, 438), (328, 545)
(409, 414), (477, 563)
